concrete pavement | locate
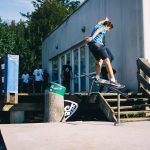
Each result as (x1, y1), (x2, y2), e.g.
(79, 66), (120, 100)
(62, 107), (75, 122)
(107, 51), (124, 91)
(0, 121), (150, 150)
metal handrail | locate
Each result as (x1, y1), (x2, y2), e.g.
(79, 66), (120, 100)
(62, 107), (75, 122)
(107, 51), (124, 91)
(85, 74), (128, 125)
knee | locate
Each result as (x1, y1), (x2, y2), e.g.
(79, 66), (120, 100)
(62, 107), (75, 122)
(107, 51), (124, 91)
(104, 58), (110, 65)
(96, 59), (103, 66)
(96, 62), (100, 67)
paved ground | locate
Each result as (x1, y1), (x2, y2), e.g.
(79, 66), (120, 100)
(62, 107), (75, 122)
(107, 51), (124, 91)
(0, 133), (6, 150)
(0, 121), (150, 150)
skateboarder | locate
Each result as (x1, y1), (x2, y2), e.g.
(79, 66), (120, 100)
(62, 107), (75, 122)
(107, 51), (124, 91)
(85, 17), (121, 87)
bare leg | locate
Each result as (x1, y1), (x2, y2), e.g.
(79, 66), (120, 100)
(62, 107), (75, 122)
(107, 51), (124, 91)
(96, 59), (103, 76)
(104, 58), (115, 81)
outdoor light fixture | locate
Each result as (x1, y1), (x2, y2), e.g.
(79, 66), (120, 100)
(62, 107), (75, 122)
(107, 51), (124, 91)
(81, 26), (86, 32)
(55, 45), (58, 49)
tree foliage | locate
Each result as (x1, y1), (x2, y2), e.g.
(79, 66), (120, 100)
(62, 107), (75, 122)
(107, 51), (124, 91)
(0, 0), (80, 72)
(0, 22), (16, 56)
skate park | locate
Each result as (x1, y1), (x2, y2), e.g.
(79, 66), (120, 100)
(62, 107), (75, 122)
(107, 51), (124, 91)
(0, 0), (150, 149)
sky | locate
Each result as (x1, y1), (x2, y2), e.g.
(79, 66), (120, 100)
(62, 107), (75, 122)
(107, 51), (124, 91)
(0, 0), (85, 23)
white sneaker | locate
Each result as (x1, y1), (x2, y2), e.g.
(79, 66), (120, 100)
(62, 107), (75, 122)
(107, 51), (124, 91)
(95, 78), (110, 84)
(110, 80), (122, 87)
(92, 76), (100, 81)
(98, 78), (108, 84)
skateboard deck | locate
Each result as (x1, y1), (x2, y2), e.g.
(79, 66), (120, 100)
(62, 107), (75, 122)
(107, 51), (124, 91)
(95, 78), (125, 89)
(83, 74), (125, 89)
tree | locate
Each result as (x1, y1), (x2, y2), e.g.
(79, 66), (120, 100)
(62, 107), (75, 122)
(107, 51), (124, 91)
(57, 0), (80, 13)
(0, 22), (16, 57)
(22, 0), (80, 64)
(0, 0), (80, 72)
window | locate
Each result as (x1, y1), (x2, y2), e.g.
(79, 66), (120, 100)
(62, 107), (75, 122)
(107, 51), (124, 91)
(74, 77), (78, 92)
(81, 76), (86, 91)
(89, 79), (100, 92)
(89, 50), (96, 73)
(60, 55), (65, 84)
(80, 46), (86, 75)
(61, 55), (65, 68)
(52, 58), (58, 82)
(50, 44), (96, 93)
(80, 46), (86, 92)
(66, 52), (71, 63)
(74, 49), (79, 92)
(74, 49), (78, 76)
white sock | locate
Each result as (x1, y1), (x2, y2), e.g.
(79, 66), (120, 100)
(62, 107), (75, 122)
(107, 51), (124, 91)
(110, 77), (116, 82)
(96, 75), (100, 80)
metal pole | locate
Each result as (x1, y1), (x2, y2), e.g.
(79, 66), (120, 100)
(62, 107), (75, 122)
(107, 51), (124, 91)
(117, 93), (121, 124)
(84, 74), (128, 125)
(88, 80), (94, 96)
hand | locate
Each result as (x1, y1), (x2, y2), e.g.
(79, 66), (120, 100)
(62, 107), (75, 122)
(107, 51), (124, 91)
(105, 17), (109, 21)
(85, 37), (93, 43)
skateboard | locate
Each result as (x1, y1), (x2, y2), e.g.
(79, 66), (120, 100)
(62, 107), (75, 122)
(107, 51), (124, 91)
(84, 74), (125, 89)
(94, 78), (125, 89)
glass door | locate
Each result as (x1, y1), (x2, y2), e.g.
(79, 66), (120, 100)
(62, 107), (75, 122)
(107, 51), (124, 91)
(74, 49), (79, 92)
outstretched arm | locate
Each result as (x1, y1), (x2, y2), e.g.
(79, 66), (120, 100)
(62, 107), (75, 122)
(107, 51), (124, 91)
(98, 17), (109, 24)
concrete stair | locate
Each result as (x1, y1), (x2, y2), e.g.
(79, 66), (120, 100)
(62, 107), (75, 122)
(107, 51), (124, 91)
(0, 92), (149, 123)
(100, 93), (150, 122)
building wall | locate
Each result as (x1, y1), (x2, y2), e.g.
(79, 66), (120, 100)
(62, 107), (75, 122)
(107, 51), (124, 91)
(142, 0), (150, 61)
(42, 0), (147, 92)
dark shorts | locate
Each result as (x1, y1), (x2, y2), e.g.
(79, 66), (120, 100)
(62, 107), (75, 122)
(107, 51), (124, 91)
(88, 42), (109, 61)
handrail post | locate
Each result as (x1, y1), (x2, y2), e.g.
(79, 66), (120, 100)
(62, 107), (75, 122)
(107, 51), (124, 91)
(117, 93), (121, 124)
(88, 79), (94, 96)
(114, 93), (121, 126)
(84, 74), (128, 125)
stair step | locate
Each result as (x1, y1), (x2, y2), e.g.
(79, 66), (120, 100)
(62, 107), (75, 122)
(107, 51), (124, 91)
(99, 92), (150, 122)
(112, 104), (150, 110)
(127, 93), (147, 98)
(34, 116), (43, 120)
(102, 93), (146, 99)
(120, 117), (150, 122)
(115, 110), (150, 115)
(28, 120), (42, 123)
(107, 98), (148, 103)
